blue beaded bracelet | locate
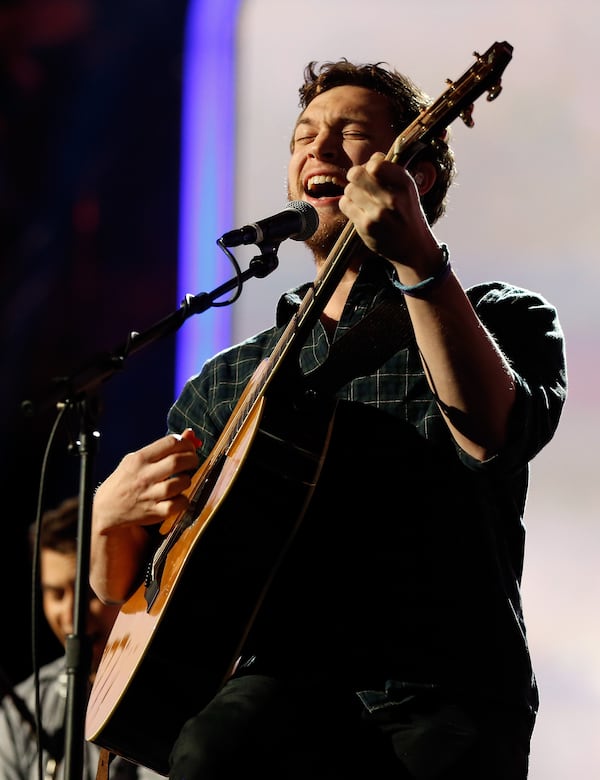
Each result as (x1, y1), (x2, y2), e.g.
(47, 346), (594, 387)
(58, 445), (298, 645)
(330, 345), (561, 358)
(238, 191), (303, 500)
(397, 244), (451, 299)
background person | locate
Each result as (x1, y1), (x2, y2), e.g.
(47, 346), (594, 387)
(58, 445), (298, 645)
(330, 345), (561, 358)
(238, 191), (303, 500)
(0, 495), (162, 779)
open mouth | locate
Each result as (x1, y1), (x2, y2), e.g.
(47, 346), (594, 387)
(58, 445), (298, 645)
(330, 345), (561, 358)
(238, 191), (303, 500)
(305, 174), (345, 199)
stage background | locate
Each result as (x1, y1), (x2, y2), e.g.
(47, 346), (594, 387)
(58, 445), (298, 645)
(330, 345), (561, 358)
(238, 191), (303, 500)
(0, 1), (597, 777)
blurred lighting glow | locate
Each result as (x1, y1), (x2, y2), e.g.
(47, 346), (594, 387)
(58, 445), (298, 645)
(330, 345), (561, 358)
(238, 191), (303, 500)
(176, 0), (241, 395)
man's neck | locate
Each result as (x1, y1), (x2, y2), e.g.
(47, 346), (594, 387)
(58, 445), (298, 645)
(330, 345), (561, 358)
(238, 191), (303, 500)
(310, 235), (375, 321)
(317, 264), (360, 323)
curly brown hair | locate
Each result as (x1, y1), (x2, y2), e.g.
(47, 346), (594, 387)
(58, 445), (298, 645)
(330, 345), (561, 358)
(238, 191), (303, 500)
(296, 59), (456, 225)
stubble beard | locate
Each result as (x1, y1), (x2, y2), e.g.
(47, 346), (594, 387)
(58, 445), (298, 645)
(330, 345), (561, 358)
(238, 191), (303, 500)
(304, 212), (349, 264)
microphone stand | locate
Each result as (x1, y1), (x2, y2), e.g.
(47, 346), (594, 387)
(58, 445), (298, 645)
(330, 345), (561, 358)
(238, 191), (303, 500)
(22, 247), (280, 780)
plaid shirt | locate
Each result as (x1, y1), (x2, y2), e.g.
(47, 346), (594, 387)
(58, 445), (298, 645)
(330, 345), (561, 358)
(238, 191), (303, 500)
(167, 256), (566, 714)
(170, 257), (565, 470)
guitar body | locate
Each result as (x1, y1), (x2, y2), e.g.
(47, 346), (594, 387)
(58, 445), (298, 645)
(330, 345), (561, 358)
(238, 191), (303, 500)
(86, 389), (338, 775)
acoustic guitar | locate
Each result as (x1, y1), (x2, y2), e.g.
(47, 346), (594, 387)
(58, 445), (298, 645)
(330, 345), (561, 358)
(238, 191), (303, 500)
(85, 41), (513, 775)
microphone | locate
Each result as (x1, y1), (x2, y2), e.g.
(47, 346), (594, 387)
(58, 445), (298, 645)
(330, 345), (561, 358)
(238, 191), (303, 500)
(219, 201), (319, 248)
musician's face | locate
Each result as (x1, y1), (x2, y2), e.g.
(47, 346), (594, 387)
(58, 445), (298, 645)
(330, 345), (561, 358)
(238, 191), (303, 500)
(287, 85), (397, 253)
(40, 549), (120, 675)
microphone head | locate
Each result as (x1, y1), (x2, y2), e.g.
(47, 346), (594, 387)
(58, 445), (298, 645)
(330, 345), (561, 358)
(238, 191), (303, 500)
(285, 200), (319, 241)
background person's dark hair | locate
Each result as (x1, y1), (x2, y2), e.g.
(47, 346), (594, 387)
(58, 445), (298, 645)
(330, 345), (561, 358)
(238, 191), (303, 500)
(30, 496), (79, 556)
(297, 59), (456, 225)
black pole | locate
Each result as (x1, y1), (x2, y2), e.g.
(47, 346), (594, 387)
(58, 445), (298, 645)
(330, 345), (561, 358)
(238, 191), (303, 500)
(63, 403), (98, 780)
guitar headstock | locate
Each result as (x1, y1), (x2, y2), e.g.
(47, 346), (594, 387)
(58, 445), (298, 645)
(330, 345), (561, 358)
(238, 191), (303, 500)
(450, 42), (513, 128)
(390, 41), (514, 164)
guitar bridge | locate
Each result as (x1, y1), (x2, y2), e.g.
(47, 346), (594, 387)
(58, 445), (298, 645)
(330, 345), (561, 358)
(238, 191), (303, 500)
(144, 555), (162, 610)
(142, 503), (203, 611)
(144, 574), (159, 611)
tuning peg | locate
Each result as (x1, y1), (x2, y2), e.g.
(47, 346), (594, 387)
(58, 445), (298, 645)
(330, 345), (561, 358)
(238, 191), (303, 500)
(460, 103), (475, 127)
(486, 82), (503, 101)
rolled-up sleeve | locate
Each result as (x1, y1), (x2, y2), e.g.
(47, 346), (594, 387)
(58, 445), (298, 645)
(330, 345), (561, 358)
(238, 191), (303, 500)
(458, 282), (567, 474)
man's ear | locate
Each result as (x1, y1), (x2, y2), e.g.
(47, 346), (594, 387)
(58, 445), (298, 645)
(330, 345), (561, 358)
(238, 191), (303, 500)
(411, 161), (437, 195)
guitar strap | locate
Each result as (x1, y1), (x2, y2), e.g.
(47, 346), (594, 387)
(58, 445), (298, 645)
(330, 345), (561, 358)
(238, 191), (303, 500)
(304, 294), (415, 397)
(95, 747), (113, 780)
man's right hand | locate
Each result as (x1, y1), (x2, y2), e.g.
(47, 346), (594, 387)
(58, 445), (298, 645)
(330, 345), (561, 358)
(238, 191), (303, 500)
(89, 428), (200, 604)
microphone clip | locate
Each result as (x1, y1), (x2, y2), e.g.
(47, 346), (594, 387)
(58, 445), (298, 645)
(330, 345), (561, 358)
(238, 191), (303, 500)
(249, 244), (280, 278)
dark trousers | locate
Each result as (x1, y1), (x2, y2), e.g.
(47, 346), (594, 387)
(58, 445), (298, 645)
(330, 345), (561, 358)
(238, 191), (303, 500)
(169, 674), (532, 780)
